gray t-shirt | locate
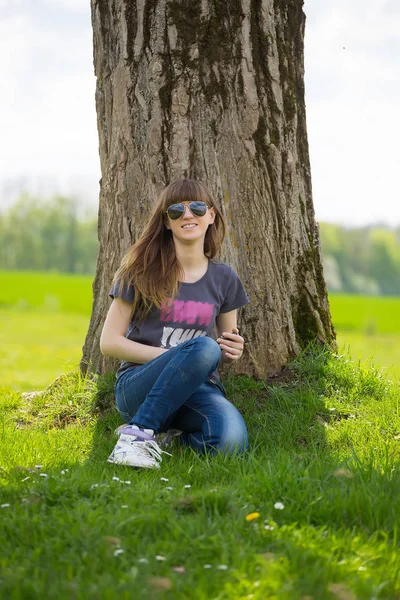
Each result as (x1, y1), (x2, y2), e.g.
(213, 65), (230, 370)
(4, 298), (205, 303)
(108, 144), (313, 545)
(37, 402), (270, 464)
(109, 258), (250, 379)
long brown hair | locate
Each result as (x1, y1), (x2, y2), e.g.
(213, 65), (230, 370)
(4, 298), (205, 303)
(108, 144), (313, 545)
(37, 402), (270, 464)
(113, 179), (226, 321)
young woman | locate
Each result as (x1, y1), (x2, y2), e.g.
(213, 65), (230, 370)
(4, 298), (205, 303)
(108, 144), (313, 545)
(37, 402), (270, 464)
(100, 179), (249, 469)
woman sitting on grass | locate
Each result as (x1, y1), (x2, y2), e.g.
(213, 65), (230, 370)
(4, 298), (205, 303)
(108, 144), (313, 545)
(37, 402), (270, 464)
(100, 179), (249, 469)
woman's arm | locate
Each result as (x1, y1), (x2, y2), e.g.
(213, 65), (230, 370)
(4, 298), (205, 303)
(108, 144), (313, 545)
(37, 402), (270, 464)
(100, 298), (168, 364)
(215, 310), (245, 362)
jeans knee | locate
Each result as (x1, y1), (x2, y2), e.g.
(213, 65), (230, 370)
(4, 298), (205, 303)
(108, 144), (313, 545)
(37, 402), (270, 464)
(184, 336), (221, 369)
(219, 428), (248, 455)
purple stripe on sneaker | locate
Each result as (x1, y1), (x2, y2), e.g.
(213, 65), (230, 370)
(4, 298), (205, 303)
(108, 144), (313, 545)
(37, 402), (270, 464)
(119, 426), (155, 441)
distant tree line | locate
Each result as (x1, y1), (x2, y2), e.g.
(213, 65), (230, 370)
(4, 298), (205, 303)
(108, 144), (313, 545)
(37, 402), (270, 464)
(1, 195), (400, 295)
(320, 223), (400, 296)
(0, 194), (98, 274)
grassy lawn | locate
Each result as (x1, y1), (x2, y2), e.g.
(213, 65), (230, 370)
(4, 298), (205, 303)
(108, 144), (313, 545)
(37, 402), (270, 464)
(0, 309), (89, 391)
(0, 270), (93, 314)
(1, 271), (400, 598)
(334, 331), (400, 381)
(0, 271), (92, 391)
(329, 294), (400, 381)
(328, 294), (400, 334)
(1, 351), (400, 598)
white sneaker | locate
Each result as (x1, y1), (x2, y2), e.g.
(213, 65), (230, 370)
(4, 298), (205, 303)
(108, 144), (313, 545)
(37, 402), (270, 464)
(108, 425), (171, 469)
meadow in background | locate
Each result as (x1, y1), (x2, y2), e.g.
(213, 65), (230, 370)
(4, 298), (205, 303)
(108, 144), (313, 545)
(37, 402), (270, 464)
(0, 270), (399, 393)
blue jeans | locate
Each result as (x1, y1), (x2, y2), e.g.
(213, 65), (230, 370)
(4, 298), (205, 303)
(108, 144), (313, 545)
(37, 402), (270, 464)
(114, 337), (248, 455)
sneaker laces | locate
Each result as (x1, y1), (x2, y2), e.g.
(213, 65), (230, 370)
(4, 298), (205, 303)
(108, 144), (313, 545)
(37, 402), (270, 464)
(126, 437), (172, 462)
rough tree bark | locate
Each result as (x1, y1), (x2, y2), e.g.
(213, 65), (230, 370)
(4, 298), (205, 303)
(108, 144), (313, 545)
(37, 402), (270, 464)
(82, 0), (335, 379)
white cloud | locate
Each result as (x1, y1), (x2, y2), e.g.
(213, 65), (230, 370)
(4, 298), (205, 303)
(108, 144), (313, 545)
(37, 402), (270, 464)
(42, 0), (90, 14)
(304, 0), (400, 224)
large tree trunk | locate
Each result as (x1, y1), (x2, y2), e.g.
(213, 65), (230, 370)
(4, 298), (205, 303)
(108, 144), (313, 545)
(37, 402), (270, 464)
(82, 0), (335, 379)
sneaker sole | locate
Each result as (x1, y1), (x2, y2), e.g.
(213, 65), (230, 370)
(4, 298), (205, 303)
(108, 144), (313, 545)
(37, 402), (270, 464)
(107, 455), (160, 469)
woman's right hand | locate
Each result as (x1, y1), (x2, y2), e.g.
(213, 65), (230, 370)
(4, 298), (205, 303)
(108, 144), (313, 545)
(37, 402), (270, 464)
(217, 327), (244, 363)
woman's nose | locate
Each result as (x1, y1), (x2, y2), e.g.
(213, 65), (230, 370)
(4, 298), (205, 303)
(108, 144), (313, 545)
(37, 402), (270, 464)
(182, 205), (193, 218)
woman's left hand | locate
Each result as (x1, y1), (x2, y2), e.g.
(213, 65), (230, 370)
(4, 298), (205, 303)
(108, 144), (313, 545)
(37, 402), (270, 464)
(217, 327), (244, 362)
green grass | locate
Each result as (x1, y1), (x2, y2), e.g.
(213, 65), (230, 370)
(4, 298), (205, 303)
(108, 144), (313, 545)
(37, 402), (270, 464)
(0, 309), (89, 391)
(0, 270), (93, 314)
(329, 294), (400, 380)
(0, 270), (93, 391)
(329, 294), (400, 334)
(334, 332), (400, 381)
(1, 348), (400, 598)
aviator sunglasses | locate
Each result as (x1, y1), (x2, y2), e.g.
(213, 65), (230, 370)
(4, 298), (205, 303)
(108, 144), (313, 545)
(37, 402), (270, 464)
(166, 201), (210, 220)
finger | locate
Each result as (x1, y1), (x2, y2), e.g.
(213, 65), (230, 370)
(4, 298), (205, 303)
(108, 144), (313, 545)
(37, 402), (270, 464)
(220, 333), (244, 344)
(219, 342), (241, 351)
(224, 351), (238, 360)
(220, 345), (241, 356)
(219, 340), (244, 350)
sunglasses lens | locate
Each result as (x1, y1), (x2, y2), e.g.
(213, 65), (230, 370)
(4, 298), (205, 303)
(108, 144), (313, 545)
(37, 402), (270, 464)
(167, 204), (185, 220)
(189, 201), (208, 216)
(166, 201), (209, 220)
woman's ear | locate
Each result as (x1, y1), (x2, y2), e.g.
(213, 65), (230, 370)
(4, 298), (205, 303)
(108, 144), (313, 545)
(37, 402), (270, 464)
(209, 207), (216, 224)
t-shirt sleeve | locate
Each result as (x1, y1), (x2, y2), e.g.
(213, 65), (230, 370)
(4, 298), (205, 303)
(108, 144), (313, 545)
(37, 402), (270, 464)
(109, 279), (134, 303)
(220, 267), (250, 313)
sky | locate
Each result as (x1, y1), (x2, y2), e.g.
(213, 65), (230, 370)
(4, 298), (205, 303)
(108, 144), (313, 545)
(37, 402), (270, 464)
(0, 0), (399, 226)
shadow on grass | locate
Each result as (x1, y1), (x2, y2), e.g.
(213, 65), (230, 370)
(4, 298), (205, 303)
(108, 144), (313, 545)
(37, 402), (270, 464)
(84, 345), (331, 468)
(85, 342), (382, 470)
(84, 343), (400, 538)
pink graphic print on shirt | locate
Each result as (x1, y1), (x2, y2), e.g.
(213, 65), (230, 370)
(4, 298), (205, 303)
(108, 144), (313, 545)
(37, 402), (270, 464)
(159, 299), (214, 348)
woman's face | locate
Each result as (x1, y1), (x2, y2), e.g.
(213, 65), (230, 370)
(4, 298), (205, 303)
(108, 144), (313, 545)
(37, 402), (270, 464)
(164, 201), (215, 243)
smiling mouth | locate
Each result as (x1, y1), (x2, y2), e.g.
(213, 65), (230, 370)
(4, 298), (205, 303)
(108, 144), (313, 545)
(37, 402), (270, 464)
(181, 224), (197, 229)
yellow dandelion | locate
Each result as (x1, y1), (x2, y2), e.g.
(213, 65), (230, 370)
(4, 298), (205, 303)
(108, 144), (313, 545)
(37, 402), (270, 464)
(245, 512), (260, 521)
